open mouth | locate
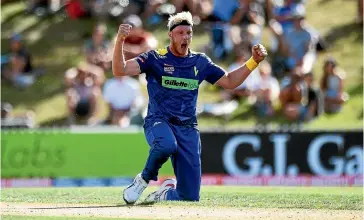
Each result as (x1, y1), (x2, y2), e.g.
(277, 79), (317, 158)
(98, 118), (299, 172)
(181, 43), (187, 50)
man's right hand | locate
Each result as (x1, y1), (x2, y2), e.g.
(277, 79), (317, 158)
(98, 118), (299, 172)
(117, 24), (132, 40)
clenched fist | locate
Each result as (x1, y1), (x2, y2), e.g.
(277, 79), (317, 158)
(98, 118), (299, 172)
(252, 44), (268, 63)
(117, 24), (132, 40)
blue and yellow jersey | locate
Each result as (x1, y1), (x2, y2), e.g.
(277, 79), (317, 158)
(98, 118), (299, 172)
(136, 46), (225, 125)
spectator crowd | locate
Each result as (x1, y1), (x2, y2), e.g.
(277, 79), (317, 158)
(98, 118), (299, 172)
(2, 0), (360, 128)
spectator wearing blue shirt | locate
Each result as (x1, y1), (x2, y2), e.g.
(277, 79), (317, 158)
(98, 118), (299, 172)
(281, 5), (316, 74)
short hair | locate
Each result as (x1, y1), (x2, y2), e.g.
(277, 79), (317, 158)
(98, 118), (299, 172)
(167, 11), (193, 31)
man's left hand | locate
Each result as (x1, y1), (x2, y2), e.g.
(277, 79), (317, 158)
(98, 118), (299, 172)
(252, 44), (268, 63)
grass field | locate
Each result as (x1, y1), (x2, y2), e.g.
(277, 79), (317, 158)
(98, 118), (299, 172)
(1, 186), (363, 219)
(1, 0), (363, 129)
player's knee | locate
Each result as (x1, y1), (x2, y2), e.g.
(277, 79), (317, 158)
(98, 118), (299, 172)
(183, 194), (200, 202)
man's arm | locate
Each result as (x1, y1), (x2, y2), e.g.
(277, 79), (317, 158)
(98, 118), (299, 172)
(216, 44), (267, 89)
(112, 24), (142, 77)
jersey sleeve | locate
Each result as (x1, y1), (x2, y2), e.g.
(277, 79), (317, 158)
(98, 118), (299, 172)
(135, 50), (154, 74)
(201, 54), (226, 85)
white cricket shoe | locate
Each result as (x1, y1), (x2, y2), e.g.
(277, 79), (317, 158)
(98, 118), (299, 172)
(144, 178), (176, 203)
(123, 173), (148, 204)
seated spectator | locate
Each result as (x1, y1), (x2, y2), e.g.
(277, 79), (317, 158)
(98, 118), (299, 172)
(64, 62), (104, 125)
(320, 58), (348, 114)
(302, 72), (323, 121)
(102, 75), (144, 127)
(221, 49), (259, 100)
(83, 23), (111, 71)
(1, 102), (36, 128)
(122, 14), (158, 60)
(249, 61), (280, 117)
(279, 68), (308, 121)
(2, 34), (40, 88)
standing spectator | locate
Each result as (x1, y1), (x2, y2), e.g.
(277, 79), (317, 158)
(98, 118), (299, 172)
(320, 58), (348, 114)
(83, 23), (111, 71)
(281, 5), (316, 74)
(102, 75), (144, 127)
(269, 0), (300, 53)
(64, 62), (104, 125)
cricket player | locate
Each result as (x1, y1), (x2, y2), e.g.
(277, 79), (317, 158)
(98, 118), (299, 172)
(112, 11), (267, 204)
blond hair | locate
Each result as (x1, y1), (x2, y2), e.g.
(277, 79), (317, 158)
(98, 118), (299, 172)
(167, 11), (193, 30)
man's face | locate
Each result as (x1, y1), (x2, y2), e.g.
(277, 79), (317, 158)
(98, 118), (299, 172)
(293, 17), (304, 29)
(169, 25), (193, 56)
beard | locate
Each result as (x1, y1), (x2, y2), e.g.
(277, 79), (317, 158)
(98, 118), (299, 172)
(171, 39), (189, 56)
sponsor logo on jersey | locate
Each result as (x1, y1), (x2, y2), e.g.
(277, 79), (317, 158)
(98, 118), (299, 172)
(194, 66), (199, 76)
(156, 48), (168, 56)
(162, 76), (198, 90)
(164, 63), (174, 74)
(155, 48), (168, 58)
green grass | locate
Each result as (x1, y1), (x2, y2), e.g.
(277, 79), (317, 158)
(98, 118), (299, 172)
(2, 186), (362, 210)
(3, 216), (150, 220)
(1, 0), (362, 129)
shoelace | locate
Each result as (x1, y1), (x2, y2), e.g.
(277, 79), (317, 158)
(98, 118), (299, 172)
(157, 189), (168, 201)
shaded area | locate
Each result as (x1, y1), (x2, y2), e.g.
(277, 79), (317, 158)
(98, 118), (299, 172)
(38, 115), (68, 127)
(324, 22), (363, 45)
(1, 15), (95, 107)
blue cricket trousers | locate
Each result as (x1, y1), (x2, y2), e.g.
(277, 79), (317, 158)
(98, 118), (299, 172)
(141, 118), (201, 201)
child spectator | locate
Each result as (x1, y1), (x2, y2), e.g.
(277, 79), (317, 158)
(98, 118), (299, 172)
(320, 58), (348, 114)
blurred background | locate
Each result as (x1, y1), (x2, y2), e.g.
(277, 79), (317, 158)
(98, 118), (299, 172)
(1, 0), (362, 130)
(0, 0), (363, 187)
